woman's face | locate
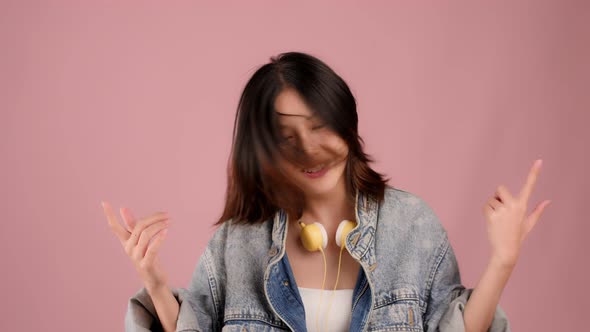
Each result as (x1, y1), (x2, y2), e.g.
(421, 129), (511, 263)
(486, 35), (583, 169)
(273, 88), (349, 198)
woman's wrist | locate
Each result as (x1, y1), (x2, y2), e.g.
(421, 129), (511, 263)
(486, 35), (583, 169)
(146, 281), (169, 297)
(146, 283), (179, 332)
(489, 253), (518, 271)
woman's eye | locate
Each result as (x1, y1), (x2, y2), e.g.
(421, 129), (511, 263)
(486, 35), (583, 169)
(312, 124), (326, 130)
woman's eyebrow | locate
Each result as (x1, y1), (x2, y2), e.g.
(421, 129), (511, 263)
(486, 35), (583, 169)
(274, 111), (314, 119)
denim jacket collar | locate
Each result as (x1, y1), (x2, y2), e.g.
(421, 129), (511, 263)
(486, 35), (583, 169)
(265, 188), (380, 332)
(269, 187), (379, 265)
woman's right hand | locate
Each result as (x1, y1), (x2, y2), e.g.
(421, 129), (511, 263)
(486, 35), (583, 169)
(102, 201), (171, 293)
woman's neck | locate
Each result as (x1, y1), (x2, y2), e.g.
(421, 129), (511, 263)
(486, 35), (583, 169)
(299, 179), (355, 228)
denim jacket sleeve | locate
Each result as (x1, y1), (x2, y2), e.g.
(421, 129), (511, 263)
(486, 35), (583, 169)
(423, 230), (511, 332)
(124, 246), (220, 332)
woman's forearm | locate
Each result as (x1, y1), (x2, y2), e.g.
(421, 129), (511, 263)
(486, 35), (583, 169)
(147, 285), (180, 332)
(463, 257), (515, 332)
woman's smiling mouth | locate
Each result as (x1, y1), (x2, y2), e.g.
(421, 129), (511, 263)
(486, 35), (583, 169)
(301, 163), (330, 178)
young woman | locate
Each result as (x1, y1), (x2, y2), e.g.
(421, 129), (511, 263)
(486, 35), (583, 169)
(103, 51), (549, 332)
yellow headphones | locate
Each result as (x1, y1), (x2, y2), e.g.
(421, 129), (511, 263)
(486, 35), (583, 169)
(297, 219), (357, 332)
(298, 219), (357, 252)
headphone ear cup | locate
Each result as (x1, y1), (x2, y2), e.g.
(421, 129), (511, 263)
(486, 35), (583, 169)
(299, 222), (328, 252)
(335, 220), (357, 248)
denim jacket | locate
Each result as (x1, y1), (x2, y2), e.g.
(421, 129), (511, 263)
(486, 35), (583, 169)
(125, 186), (511, 331)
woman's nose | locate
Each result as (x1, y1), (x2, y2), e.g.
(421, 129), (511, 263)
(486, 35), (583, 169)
(297, 131), (320, 154)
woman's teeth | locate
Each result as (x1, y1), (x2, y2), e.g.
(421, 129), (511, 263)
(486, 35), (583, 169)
(303, 164), (325, 173)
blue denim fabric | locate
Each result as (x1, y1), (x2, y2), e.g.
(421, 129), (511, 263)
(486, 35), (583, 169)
(125, 186), (511, 331)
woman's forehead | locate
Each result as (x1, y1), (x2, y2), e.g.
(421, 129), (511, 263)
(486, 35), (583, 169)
(274, 88), (315, 116)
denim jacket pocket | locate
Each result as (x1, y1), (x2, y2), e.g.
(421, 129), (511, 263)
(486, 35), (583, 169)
(222, 320), (290, 332)
(222, 309), (290, 332)
(368, 286), (424, 332)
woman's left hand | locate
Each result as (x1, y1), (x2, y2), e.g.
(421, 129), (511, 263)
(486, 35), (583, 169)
(483, 159), (551, 267)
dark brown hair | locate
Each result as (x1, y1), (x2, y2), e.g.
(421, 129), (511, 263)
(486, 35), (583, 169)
(216, 51), (389, 225)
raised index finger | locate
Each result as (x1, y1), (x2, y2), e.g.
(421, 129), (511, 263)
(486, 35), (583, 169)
(102, 201), (130, 243)
(518, 159), (542, 202)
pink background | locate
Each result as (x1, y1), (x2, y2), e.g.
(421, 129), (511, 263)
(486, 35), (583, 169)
(1, 1), (588, 331)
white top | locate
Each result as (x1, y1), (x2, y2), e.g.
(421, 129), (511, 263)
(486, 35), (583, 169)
(298, 287), (354, 332)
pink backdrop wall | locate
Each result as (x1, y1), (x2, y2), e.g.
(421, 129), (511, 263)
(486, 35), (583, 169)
(1, 1), (588, 331)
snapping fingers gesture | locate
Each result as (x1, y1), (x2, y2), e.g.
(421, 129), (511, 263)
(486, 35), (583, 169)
(483, 159), (551, 266)
(102, 201), (171, 292)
